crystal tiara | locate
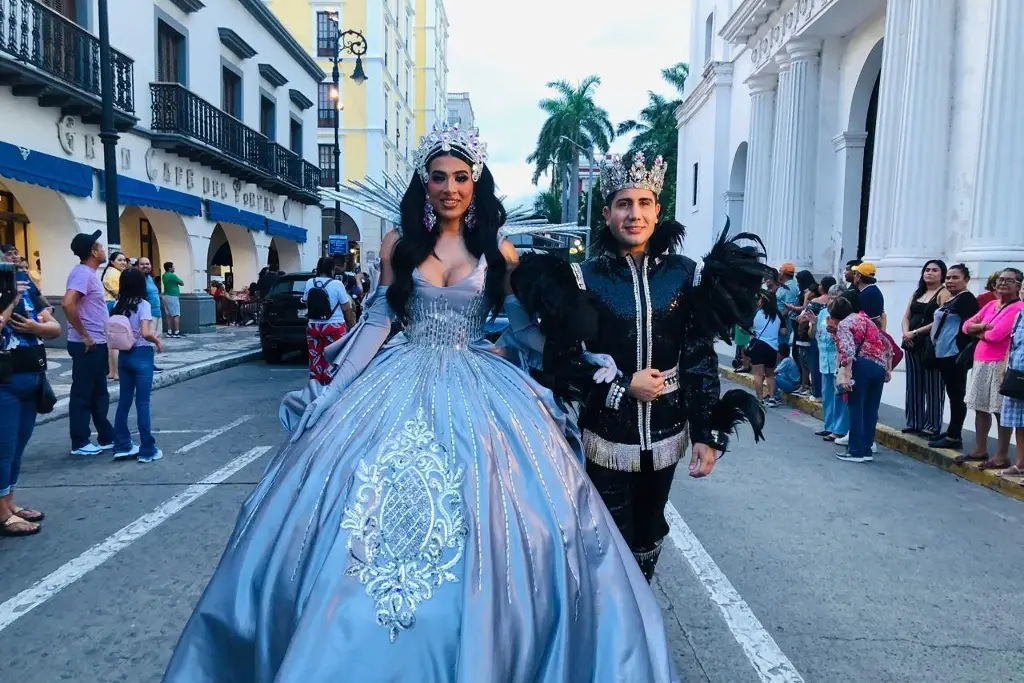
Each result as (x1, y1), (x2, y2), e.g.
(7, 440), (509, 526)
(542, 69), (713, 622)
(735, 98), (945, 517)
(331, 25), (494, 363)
(412, 122), (488, 185)
(600, 152), (667, 199)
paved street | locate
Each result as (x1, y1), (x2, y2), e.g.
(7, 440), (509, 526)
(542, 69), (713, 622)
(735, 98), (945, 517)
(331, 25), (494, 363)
(1, 364), (1023, 683)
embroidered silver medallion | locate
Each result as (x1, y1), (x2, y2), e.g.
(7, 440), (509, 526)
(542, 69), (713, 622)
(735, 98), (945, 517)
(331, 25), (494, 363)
(341, 408), (468, 642)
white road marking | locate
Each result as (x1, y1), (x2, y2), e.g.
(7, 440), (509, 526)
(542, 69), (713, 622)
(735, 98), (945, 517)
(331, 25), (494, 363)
(174, 415), (252, 454)
(0, 445), (272, 632)
(665, 502), (805, 683)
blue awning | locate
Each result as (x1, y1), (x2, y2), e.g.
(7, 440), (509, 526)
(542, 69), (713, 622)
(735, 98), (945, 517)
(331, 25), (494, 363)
(267, 219), (307, 244)
(206, 200), (266, 232)
(0, 141), (93, 197)
(97, 173), (202, 216)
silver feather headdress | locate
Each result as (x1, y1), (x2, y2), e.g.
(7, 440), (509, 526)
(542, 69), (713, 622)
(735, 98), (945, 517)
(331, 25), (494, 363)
(411, 122), (488, 185)
(599, 152), (667, 199)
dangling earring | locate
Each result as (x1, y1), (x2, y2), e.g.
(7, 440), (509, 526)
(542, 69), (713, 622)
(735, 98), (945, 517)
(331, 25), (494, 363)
(423, 199), (436, 232)
(465, 198), (477, 232)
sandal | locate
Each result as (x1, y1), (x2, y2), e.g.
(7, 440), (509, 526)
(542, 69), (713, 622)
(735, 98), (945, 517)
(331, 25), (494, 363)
(1, 514), (40, 537)
(823, 434), (838, 442)
(999, 466), (1024, 477)
(11, 507), (44, 523)
(815, 430), (832, 437)
(953, 453), (988, 465)
(979, 459), (1012, 471)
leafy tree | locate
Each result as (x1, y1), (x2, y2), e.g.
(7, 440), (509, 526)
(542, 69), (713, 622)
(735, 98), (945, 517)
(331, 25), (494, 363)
(616, 63), (689, 220)
(533, 188), (562, 224)
(527, 76), (615, 224)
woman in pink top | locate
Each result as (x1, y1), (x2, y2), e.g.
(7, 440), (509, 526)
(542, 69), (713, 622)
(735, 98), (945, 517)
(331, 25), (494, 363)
(959, 268), (1024, 469)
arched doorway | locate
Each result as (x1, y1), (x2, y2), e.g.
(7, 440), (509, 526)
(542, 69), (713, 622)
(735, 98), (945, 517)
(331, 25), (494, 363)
(269, 236), (301, 273)
(207, 223), (258, 292)
(727, 142), (748, 235)
(848, 39), (883, 260)
(0, 177), (78, 296)
(118, 205), (193, 291)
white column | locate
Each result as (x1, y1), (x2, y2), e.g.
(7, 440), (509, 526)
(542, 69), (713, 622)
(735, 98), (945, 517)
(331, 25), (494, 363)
(724, 191), (744, 234)
(740, 74), (777, 243)
(882, 0), (956, 265)
(765, 54), (794, 263)
(831, 132), (869, 277)
(766, 40), (820, 269)
(862, 0), (913, 262)
(783, 39), (821, 270)
(957, 0), (1024, 265)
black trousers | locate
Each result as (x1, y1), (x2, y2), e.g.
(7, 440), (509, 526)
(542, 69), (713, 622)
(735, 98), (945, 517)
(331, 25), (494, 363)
(585, 460), (678, 553)
(936, 356), (969, 440)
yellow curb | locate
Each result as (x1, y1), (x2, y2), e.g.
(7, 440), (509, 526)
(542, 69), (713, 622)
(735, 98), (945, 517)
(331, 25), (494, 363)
(719, 366), (1024, 504)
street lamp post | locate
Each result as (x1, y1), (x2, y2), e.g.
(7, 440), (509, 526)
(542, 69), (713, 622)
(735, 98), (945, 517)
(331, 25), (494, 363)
(97, 0), (120, 250)
(327, 16), (369, 244)
(559, 136), (595, 258)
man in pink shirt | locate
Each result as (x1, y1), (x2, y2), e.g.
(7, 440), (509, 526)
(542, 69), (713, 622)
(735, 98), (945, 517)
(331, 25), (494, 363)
(61, 230), (114, 457)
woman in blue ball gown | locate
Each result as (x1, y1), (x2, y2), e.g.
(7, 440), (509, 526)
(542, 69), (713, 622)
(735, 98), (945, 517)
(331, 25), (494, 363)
(162, 125), (680, 682)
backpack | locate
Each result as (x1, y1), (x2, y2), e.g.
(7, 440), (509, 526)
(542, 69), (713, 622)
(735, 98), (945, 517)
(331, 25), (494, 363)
(106, 315), (135, 351)
(306, 278), (338, 321)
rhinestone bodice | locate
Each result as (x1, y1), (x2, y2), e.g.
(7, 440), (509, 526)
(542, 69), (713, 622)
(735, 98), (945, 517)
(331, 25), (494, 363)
(405, 260), (490, 350)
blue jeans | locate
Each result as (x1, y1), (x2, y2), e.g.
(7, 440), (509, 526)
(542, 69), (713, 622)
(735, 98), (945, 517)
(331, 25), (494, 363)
(821, 372), (849, 436)
(68, 341), (114, 449)
(776, 374), (799, 394)
(848, 359), (886, 459)
(114, 346), (157, 457)
(0, 372), (42, 495)
(809, 345), (822, 398)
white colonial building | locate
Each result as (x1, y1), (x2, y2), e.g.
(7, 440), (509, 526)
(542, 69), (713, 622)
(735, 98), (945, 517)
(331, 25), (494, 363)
(0, 0), (324, 331)
(676, 0), (1024, 308)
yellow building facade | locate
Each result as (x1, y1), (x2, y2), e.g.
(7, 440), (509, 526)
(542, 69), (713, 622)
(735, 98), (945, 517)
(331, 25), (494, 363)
(268, 0), (449, 265)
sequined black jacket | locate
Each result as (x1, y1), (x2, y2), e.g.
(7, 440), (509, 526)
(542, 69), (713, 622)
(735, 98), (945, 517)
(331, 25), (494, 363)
(563, 251), (720, 450)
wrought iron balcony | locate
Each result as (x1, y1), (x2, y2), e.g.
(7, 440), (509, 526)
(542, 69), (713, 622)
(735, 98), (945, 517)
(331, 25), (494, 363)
(0, 0), (135, 128)
(150, 82), (320, 204)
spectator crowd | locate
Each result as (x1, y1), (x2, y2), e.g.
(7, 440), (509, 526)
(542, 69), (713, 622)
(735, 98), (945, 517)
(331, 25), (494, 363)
(736, 258), (1024, 471)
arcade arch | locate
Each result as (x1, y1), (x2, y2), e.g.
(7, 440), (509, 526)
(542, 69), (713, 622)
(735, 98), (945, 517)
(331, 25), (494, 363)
(207, 222), (258, 291)
(0, 177), (78, 296)
(727, 142), (748, 235)
(268, 237), (301, 273)
(846, 39), (883, 260)
(118, 205), (193, 291)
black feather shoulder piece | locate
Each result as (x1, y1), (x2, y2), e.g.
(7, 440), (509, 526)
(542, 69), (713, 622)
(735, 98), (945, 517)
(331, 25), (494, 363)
(648, 220), (686, 257)
(689, 219), (778, 344)
(707, 389), (766, 452)
(511, 253), (600, 348)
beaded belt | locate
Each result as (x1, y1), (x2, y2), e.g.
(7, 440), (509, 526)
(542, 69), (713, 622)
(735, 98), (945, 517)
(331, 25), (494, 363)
(583, 426), (690, 472)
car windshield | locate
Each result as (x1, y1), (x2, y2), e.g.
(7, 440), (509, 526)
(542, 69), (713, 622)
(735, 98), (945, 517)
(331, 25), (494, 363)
(267, 278), (306, 297)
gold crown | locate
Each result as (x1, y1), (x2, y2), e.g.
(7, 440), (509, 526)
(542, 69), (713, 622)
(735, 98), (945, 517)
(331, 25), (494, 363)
(599, 153), (667, 199)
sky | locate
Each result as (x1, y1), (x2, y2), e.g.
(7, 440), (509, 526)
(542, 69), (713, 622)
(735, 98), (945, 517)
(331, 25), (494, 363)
(444, 0), (693, 211)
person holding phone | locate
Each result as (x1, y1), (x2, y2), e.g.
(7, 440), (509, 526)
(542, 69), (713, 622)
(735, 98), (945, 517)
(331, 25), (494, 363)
(1, 262), (61, 536)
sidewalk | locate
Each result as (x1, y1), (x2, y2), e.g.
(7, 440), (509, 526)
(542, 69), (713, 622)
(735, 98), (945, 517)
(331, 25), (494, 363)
(716, 348), (1024, 503)
(39, 326), (262, 425)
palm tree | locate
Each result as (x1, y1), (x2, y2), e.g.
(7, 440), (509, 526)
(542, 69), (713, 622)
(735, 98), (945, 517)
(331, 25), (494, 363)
(533, 188), (562, 224)
(527, 75), (615, 224)
(616, 63), (689, 219)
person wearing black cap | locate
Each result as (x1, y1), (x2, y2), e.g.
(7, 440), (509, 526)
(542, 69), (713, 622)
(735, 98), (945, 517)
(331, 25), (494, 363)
(61, 230), (114, 457)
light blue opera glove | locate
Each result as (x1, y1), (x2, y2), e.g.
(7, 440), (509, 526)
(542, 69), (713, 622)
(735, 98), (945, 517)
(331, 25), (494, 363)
(584, 351), (619, 384)
(290, 286), (394, 444)
(503, 294), (546, 354)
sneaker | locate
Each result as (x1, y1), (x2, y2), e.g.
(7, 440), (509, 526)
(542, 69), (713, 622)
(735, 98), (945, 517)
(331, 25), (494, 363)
(113, 443), (141, 461)
(97, 442), (114, 452)
(70, 443), (103, 456)
(872, 442), (878, 454)
(138, 449), (164, 464)
(836, 450), (874, 463)
(834, 434), (850, 446)
(764, 397), (781, 408)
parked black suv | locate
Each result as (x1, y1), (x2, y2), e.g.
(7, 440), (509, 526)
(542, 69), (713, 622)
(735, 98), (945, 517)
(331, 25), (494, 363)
(259, 272), (312, 363)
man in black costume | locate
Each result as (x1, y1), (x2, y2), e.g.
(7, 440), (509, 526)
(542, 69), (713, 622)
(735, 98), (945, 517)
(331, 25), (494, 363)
(512, 153), (772, 581)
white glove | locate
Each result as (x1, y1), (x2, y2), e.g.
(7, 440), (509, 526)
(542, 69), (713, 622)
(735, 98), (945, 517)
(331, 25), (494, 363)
(584, 352), (619, 384)
(289, 383), (341, 444)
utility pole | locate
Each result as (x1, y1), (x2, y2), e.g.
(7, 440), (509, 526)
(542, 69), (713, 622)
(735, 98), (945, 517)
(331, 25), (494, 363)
(98, 0), (120, 250)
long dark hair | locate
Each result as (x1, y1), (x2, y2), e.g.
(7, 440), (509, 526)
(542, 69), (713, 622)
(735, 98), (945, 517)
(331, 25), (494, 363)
(795, 270), (817, 295)
(913, 259), (947, 299)
(315, 256), (335, 277)
(112, 267), (147, 316)
(758, 291), (780, 322)
(102, 251), (124, 281)
(387, 151), (507, 323)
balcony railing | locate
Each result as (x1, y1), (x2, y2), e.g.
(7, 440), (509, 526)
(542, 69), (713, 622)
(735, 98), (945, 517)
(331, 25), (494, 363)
(151, 82), (320, 201)
(0, 0), (134, 113)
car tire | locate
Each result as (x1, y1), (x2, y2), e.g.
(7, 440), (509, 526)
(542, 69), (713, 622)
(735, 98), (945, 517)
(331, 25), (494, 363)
(262, 344), (283, 364)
